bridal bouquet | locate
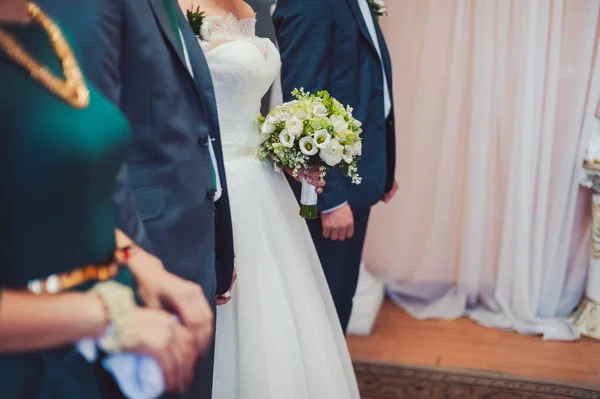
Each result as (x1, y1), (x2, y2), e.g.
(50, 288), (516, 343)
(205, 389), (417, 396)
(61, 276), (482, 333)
(257, 88), (363, 219)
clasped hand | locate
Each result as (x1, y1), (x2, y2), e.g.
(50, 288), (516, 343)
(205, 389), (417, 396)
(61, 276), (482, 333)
(125, 246), (214, 393)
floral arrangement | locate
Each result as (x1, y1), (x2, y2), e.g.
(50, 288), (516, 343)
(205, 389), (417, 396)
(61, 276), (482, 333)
(368, 0), (387, 19)
(257, 89), (363, 219)
(185, 6), (211, 44)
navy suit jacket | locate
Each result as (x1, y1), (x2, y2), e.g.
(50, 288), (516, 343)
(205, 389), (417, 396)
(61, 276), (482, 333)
(40, 0), (235, 296)
(273, 0), (396, 210)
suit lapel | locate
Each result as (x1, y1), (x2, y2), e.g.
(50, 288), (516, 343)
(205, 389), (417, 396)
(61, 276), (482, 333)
(176, 7), (228, 176)
(147, 0), (189, 76)
(375, 23), (393, 101)
(345, 0), (377, 54)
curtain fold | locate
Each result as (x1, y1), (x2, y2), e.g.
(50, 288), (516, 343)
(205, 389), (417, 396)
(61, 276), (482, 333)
(366, 0), (600, 340)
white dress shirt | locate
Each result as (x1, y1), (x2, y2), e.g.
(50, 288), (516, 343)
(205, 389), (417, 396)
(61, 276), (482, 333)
(357, 0), (392, 118)
(179, 28), (223, 201)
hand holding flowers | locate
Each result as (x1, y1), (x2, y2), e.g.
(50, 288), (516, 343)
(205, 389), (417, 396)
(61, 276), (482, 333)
(257, 89), (363, 218)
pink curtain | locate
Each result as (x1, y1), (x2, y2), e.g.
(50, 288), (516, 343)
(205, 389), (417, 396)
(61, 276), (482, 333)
(364, 0), (600, 340)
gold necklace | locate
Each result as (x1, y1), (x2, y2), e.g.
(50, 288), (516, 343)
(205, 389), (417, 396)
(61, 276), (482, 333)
(0, 2), (90, 108)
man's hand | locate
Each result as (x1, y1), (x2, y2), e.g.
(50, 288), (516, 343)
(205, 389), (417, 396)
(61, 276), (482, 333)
(216, 267), (237, 306)
(321, 203), (354, 241)
(284, 166), (326, 194)
(382, 179), (398, 203)
(127, 248), (214, 354)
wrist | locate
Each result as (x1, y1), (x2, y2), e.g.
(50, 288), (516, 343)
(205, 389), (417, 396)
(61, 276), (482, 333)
(91, 281), (138, 352)
(79, 293), (109, 339)
(115, 229), (135, 249)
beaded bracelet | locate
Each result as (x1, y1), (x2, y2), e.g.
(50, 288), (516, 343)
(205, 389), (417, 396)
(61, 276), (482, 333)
(91, 281), (137, 352)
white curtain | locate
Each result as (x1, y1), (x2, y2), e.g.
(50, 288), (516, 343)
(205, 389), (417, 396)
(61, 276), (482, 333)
(364, 0), (600, 340)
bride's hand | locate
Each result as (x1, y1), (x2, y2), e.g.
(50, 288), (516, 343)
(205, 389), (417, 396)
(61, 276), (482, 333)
(126, 308), (199, 393)
(284, 166), (326, 193)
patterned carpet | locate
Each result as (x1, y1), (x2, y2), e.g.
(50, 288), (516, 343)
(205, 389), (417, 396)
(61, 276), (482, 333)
(354, 361), (600, 399)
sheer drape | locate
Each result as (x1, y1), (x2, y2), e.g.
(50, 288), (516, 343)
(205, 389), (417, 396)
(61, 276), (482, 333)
(364, 0), (600, 340)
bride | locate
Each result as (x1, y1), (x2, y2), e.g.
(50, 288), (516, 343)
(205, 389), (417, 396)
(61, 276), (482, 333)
(194, 0), (361, 398)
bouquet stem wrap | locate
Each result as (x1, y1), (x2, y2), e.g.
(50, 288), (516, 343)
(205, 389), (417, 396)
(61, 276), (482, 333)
(300, 179), (318, 219)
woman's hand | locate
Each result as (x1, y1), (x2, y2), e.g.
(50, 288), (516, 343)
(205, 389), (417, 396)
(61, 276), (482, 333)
(284, 166), (326, 193)
(126, 308), (199, 393)
(126, 246), (214, 355)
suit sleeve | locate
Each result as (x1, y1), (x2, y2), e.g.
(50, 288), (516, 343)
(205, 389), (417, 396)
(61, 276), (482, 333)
(273, 0), (348, 211)
(91, 0), (153, 252)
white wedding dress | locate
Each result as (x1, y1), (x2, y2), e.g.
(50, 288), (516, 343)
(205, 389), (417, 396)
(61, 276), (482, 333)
(203, 14), (360, 399)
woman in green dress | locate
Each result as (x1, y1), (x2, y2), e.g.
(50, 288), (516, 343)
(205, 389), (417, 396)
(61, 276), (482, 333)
(0, 1), (212, 397)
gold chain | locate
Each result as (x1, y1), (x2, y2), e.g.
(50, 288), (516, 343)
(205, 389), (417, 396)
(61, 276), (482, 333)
(0, 2), (89, 108)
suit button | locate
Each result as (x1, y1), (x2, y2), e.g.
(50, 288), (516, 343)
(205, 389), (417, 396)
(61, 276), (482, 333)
(375, 88), (383, 95)
(198, 136), (209, 147)
(378, 120), (385, 130)
(207, 189), (216, 199)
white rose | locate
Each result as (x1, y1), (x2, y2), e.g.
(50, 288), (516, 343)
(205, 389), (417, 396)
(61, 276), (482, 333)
(200, 21), (212, 42)
(285, 117), (304, 136)
(342, 145), (355, 163)
(300, 136), (318, 156)
(319, 139), (344, 167)
(279, 129), (294, 148)
(261, 122), (275, 135)
(266, 114), (278, 125)
(313, 104), (328, 117)
(353, 141), (362, 156)
(313, 129), (331, 149)
(294, 109), (310, 121)
(329, 114), (349, 133)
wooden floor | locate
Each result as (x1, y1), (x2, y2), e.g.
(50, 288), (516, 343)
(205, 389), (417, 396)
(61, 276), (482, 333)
(347, 301), (600, 387)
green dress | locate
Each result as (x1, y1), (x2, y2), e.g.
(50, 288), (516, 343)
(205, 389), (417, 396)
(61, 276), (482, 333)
(0, 20), (130, 398)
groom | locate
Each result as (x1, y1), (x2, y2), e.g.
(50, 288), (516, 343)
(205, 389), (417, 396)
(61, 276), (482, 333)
(39, 0), (235, 398)
(273, 0), (398, 332)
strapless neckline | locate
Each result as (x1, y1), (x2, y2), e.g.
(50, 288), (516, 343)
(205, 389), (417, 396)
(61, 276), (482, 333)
(202, 12), (281, 149)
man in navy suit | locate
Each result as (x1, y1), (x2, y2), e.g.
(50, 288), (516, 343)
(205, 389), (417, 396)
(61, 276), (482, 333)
(273, 0), (398, 333)
(38, 1), (236, 398)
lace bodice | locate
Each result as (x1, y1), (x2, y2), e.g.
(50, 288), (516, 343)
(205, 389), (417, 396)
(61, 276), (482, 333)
(203, 13), (281, 149)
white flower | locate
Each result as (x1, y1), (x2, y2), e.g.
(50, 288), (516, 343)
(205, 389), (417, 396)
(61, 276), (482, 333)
(285, 117), (304, 136)
(279, 129), (295, 148)
(313, 129), (331, 149)
(261, 122), (275, 135)
(266, 114), (279, 125)
(319, 139), (344, 166)
(294, 109), (310, 121)
(300, 136), (318, 156)
(313, 104), (328, 117)
(353, 141), (362, 156)
(200, 21), (212, 42)
(342, 145), (355, 163)
(329, 114), (349, 133)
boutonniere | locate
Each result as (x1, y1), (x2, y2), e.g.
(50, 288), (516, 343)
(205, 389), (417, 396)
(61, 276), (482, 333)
(368, 0), (387, 19)
(186, 6), (212, 44)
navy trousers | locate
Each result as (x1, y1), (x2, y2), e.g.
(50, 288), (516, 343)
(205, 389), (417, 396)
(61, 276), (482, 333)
(305, 207), (371, 333)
